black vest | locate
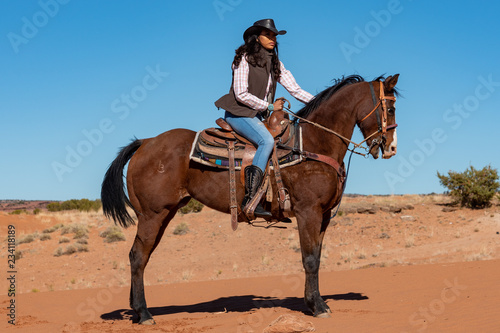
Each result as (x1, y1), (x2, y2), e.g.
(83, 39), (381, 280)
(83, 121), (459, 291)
(215, 48), (277, 117)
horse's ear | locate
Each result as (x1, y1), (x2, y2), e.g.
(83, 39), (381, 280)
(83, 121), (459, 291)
(384, 74), (399, 90)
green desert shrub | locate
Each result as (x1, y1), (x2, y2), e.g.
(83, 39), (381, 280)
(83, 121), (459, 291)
(438, 165), (500, 208)
(99, 226), (126, 243)
(15, 250), (23, 260)
(47, 202), (60, 212)
(73, 227), (89, 240)
(18, 234), (36, 244)
(173, 222), (189, 235)
(40, 234), (51, 241)
(64, 245), (77, 255)
(55, 244), (88, 256)
(9, 209), (28, 215)
(179, 199), (204, 214)
(43, 224), (64, 234)
(60, 225), (71, 235)
(61, 224), (89, 239)
(48, 199), (101, 212)
(75, 244), (89, 252)
(53, 247), (63, 257)
(59, 237), (70, 244)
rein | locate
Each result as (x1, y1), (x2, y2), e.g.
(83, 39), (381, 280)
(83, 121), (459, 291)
(282, 105), (367, 155)
(280, 81), (397, 156)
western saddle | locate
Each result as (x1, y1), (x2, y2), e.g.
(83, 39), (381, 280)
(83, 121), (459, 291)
(190, 109), (346, 230)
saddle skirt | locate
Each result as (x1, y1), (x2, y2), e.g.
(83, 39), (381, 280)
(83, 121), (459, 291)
(189, 111), (303, 170)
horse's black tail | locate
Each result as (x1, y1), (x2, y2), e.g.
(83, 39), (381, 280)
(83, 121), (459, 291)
(101, 138), (142, 228)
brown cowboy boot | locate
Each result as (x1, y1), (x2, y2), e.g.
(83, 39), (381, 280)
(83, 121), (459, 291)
(241, 165), (272, 218)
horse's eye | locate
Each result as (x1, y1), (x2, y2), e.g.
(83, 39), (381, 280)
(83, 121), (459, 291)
(388, 107), (395, 115)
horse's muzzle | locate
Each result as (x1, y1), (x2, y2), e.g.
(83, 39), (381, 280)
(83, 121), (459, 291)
(382, 129), (398, 159)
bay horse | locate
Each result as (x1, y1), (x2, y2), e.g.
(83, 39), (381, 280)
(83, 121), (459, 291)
(101, 74), (400, 324)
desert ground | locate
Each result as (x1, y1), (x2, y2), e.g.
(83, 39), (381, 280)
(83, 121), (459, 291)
(1, 194), (499, 332)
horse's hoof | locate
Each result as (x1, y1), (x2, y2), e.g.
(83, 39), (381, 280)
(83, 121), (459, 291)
(139, 318), (156, 325)
(315, 312), (331, 318)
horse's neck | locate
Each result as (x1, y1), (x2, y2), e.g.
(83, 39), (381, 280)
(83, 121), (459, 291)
(301, 88), (360, 161)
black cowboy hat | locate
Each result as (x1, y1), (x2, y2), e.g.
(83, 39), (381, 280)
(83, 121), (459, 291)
(243, 19), (286, 42)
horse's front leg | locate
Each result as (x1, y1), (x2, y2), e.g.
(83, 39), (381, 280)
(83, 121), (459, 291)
(296, 208), (332, 317)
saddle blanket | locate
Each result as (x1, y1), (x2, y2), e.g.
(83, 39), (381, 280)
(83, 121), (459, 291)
(189, 123), (303, 170)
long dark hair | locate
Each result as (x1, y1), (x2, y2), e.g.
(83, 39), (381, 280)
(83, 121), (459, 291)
(233, 32), (281, 81)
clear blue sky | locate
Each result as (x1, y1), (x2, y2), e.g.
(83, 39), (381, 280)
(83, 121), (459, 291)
(1, 0), (499, 200)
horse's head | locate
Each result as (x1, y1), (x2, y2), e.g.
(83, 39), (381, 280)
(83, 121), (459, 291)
(357, 74), (399, 159)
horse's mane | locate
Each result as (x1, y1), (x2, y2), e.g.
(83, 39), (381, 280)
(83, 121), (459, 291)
(294, 74), (399, 120)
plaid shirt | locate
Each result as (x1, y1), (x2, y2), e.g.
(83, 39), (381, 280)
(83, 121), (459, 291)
(233, 56), (314, 112)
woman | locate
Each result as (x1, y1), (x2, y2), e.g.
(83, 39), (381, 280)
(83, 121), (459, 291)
(215, 18), (314, 218)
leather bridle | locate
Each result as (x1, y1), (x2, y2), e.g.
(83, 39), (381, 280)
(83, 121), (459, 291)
(280, 80), (397, 154)
(358, 81), (397, 152)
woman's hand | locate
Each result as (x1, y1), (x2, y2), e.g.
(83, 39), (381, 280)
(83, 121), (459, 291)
(273, 99), (284, 111)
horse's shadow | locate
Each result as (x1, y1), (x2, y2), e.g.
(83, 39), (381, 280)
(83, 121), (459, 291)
(100, 292), (368, 323)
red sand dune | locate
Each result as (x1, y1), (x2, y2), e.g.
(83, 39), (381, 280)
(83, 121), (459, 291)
(1, 260), (499, 332)
(1, 195), (499, 332)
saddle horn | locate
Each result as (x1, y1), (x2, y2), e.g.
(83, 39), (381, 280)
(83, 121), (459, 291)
(275, 97), (291, 110)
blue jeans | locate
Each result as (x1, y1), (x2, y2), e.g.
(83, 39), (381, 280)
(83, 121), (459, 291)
(224, 112), (274, 171)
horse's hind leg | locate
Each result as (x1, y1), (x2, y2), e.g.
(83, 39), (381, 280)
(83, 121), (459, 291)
(296, 208), (332, 317)
(129, 209), (176, 324)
